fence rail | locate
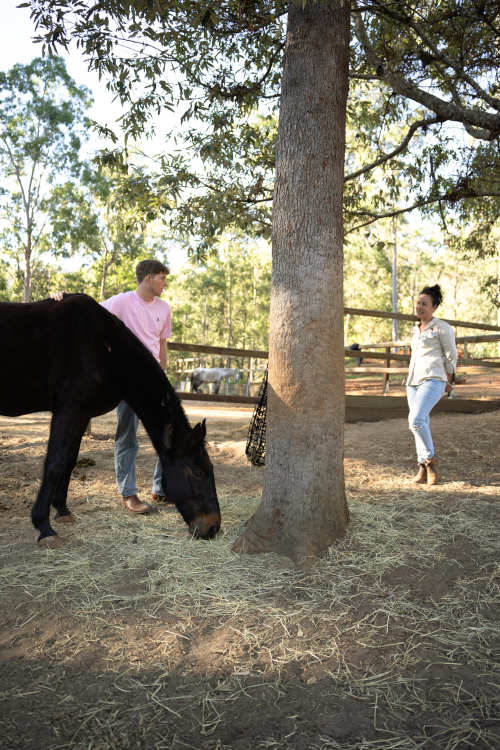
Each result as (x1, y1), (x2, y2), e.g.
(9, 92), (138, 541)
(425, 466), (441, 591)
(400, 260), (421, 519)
(344, 348), (500, 369)
(359, 334), (500, 346)
(169, 342), (268, 359)
(344, 307), (500, 332)
(170, 307), (500, 400)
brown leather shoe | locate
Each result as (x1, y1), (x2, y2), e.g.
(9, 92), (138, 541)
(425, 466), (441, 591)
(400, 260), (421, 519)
(424, 457), (439, 486)
(121, 494), (149, 514)
(412, 464), (427, 484)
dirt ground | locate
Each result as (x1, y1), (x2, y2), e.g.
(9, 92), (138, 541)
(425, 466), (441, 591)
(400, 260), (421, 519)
(346, 367), (500, 399)
(0, 399), (499, 750)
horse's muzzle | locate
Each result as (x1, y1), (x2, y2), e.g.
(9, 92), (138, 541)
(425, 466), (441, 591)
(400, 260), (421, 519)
(190, 512), (221, 540)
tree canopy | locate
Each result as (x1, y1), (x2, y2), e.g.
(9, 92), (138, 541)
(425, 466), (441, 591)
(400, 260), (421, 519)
(28, 1), (500, 250)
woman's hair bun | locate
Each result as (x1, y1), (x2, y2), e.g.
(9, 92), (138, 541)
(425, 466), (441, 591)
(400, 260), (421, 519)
(420, 284), (443, 308)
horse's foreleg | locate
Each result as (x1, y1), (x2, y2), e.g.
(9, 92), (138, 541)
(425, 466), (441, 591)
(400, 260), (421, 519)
(32, 410), (88, 544)
(214, 379), (221, 395)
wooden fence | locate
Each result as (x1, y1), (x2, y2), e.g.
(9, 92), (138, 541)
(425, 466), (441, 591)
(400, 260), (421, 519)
(344, 307), (500, 332)
(170, 307), (500, 404)
(345, 343), (500, 394)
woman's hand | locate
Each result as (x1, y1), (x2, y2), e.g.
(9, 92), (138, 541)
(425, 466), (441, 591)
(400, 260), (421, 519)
(445, 382), (453, 394)
(51, 291), (66, 302)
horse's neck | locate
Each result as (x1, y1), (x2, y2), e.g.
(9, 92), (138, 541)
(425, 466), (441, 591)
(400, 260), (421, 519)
(130, 379), (190, 455)
(164, 382), (190, 430)
(120, 352), (189, 434)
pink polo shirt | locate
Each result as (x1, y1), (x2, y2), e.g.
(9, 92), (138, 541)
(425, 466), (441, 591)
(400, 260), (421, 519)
(102, 291), (172, 363)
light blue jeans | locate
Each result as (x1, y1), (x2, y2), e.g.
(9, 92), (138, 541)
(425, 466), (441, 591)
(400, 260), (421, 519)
(114, 401), (163, 497)
(406, 379), (446, 463)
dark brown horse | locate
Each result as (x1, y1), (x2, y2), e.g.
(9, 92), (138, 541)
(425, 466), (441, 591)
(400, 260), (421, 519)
(0, 294), (221, 545)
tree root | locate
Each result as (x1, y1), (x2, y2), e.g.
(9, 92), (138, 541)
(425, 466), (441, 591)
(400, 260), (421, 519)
(232, 523), (275, 555)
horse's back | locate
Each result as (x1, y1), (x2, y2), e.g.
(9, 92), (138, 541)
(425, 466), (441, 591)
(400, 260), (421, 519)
(0, 295), (120, 417)
(1, 299), (54, 414)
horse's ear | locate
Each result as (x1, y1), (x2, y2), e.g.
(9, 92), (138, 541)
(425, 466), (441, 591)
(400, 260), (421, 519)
(163, 423), (174, 450)
(191, 420), (206, 447)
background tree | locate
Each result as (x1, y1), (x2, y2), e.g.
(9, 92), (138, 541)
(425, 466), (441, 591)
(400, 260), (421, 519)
(167, 233), (271, 346)
(45, 162), (169, 299)
(0, 56), (91, 300)
(0, 258), (10, 301)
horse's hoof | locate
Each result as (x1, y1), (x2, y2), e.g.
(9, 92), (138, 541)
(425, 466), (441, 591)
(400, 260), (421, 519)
(55, 513), (75, 523)
(38, 534), (64, 548)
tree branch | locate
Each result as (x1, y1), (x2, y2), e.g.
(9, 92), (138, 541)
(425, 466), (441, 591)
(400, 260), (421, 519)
(352, 11), (500, 141)
(366, 0), (500, 113)
(345, 115), (442, 181)
(345, 186), (500, 234)
(205, 42), (284, 102)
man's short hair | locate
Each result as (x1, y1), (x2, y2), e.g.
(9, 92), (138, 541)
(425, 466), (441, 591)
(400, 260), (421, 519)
(136, 259), (170, 283)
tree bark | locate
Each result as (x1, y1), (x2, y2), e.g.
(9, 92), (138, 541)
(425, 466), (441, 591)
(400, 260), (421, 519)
(99, 255), (109, 301)
(24, 235), (32, 303)
(233, 0), (350, 564)
(99, 242), (116, 301)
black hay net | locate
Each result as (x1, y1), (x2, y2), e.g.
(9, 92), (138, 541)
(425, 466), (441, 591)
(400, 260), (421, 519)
(245, 366), (268, 466)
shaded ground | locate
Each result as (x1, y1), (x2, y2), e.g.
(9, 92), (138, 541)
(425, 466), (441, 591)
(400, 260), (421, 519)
(0, 403), (499, 750)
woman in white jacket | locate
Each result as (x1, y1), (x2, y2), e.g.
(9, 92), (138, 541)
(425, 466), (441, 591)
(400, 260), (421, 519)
(407, 285), (458, 485)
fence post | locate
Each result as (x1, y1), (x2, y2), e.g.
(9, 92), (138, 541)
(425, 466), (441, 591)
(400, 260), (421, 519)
(383, 346), (391, 394)
(245, 356), (253, 397)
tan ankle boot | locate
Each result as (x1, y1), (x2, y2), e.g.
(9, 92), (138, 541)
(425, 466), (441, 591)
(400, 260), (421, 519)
(412, 464), (427, 483)
(425, 457), (438, 486)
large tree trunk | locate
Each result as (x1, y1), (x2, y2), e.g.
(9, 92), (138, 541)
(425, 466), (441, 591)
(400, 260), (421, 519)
(233, 0), (350, 564)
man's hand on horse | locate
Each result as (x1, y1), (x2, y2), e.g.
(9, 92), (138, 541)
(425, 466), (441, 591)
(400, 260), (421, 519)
(51, 291), (67, 302)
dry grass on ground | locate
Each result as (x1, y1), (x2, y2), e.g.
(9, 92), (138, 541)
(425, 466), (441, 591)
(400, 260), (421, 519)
(0, 406), (499, 750)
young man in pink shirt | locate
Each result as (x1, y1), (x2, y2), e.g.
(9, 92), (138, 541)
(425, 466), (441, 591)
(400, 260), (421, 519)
(53, 260), (172, 513)
(100, 259), (172, 513)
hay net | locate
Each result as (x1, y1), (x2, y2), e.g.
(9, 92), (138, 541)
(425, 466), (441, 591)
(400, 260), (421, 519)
(245, 366), (267, 466)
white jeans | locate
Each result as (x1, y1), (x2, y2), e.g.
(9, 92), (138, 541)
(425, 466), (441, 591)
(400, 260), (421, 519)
(406, 379), (446, 463)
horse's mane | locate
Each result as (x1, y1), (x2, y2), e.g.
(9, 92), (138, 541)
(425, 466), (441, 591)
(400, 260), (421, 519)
(62, 294), (191, 433)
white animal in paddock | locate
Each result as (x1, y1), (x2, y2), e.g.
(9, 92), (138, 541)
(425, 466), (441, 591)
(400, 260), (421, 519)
(190, 367), (241, 394)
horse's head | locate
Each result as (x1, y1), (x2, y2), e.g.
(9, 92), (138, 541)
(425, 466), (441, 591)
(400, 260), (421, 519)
(160, 419), (221, 539)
